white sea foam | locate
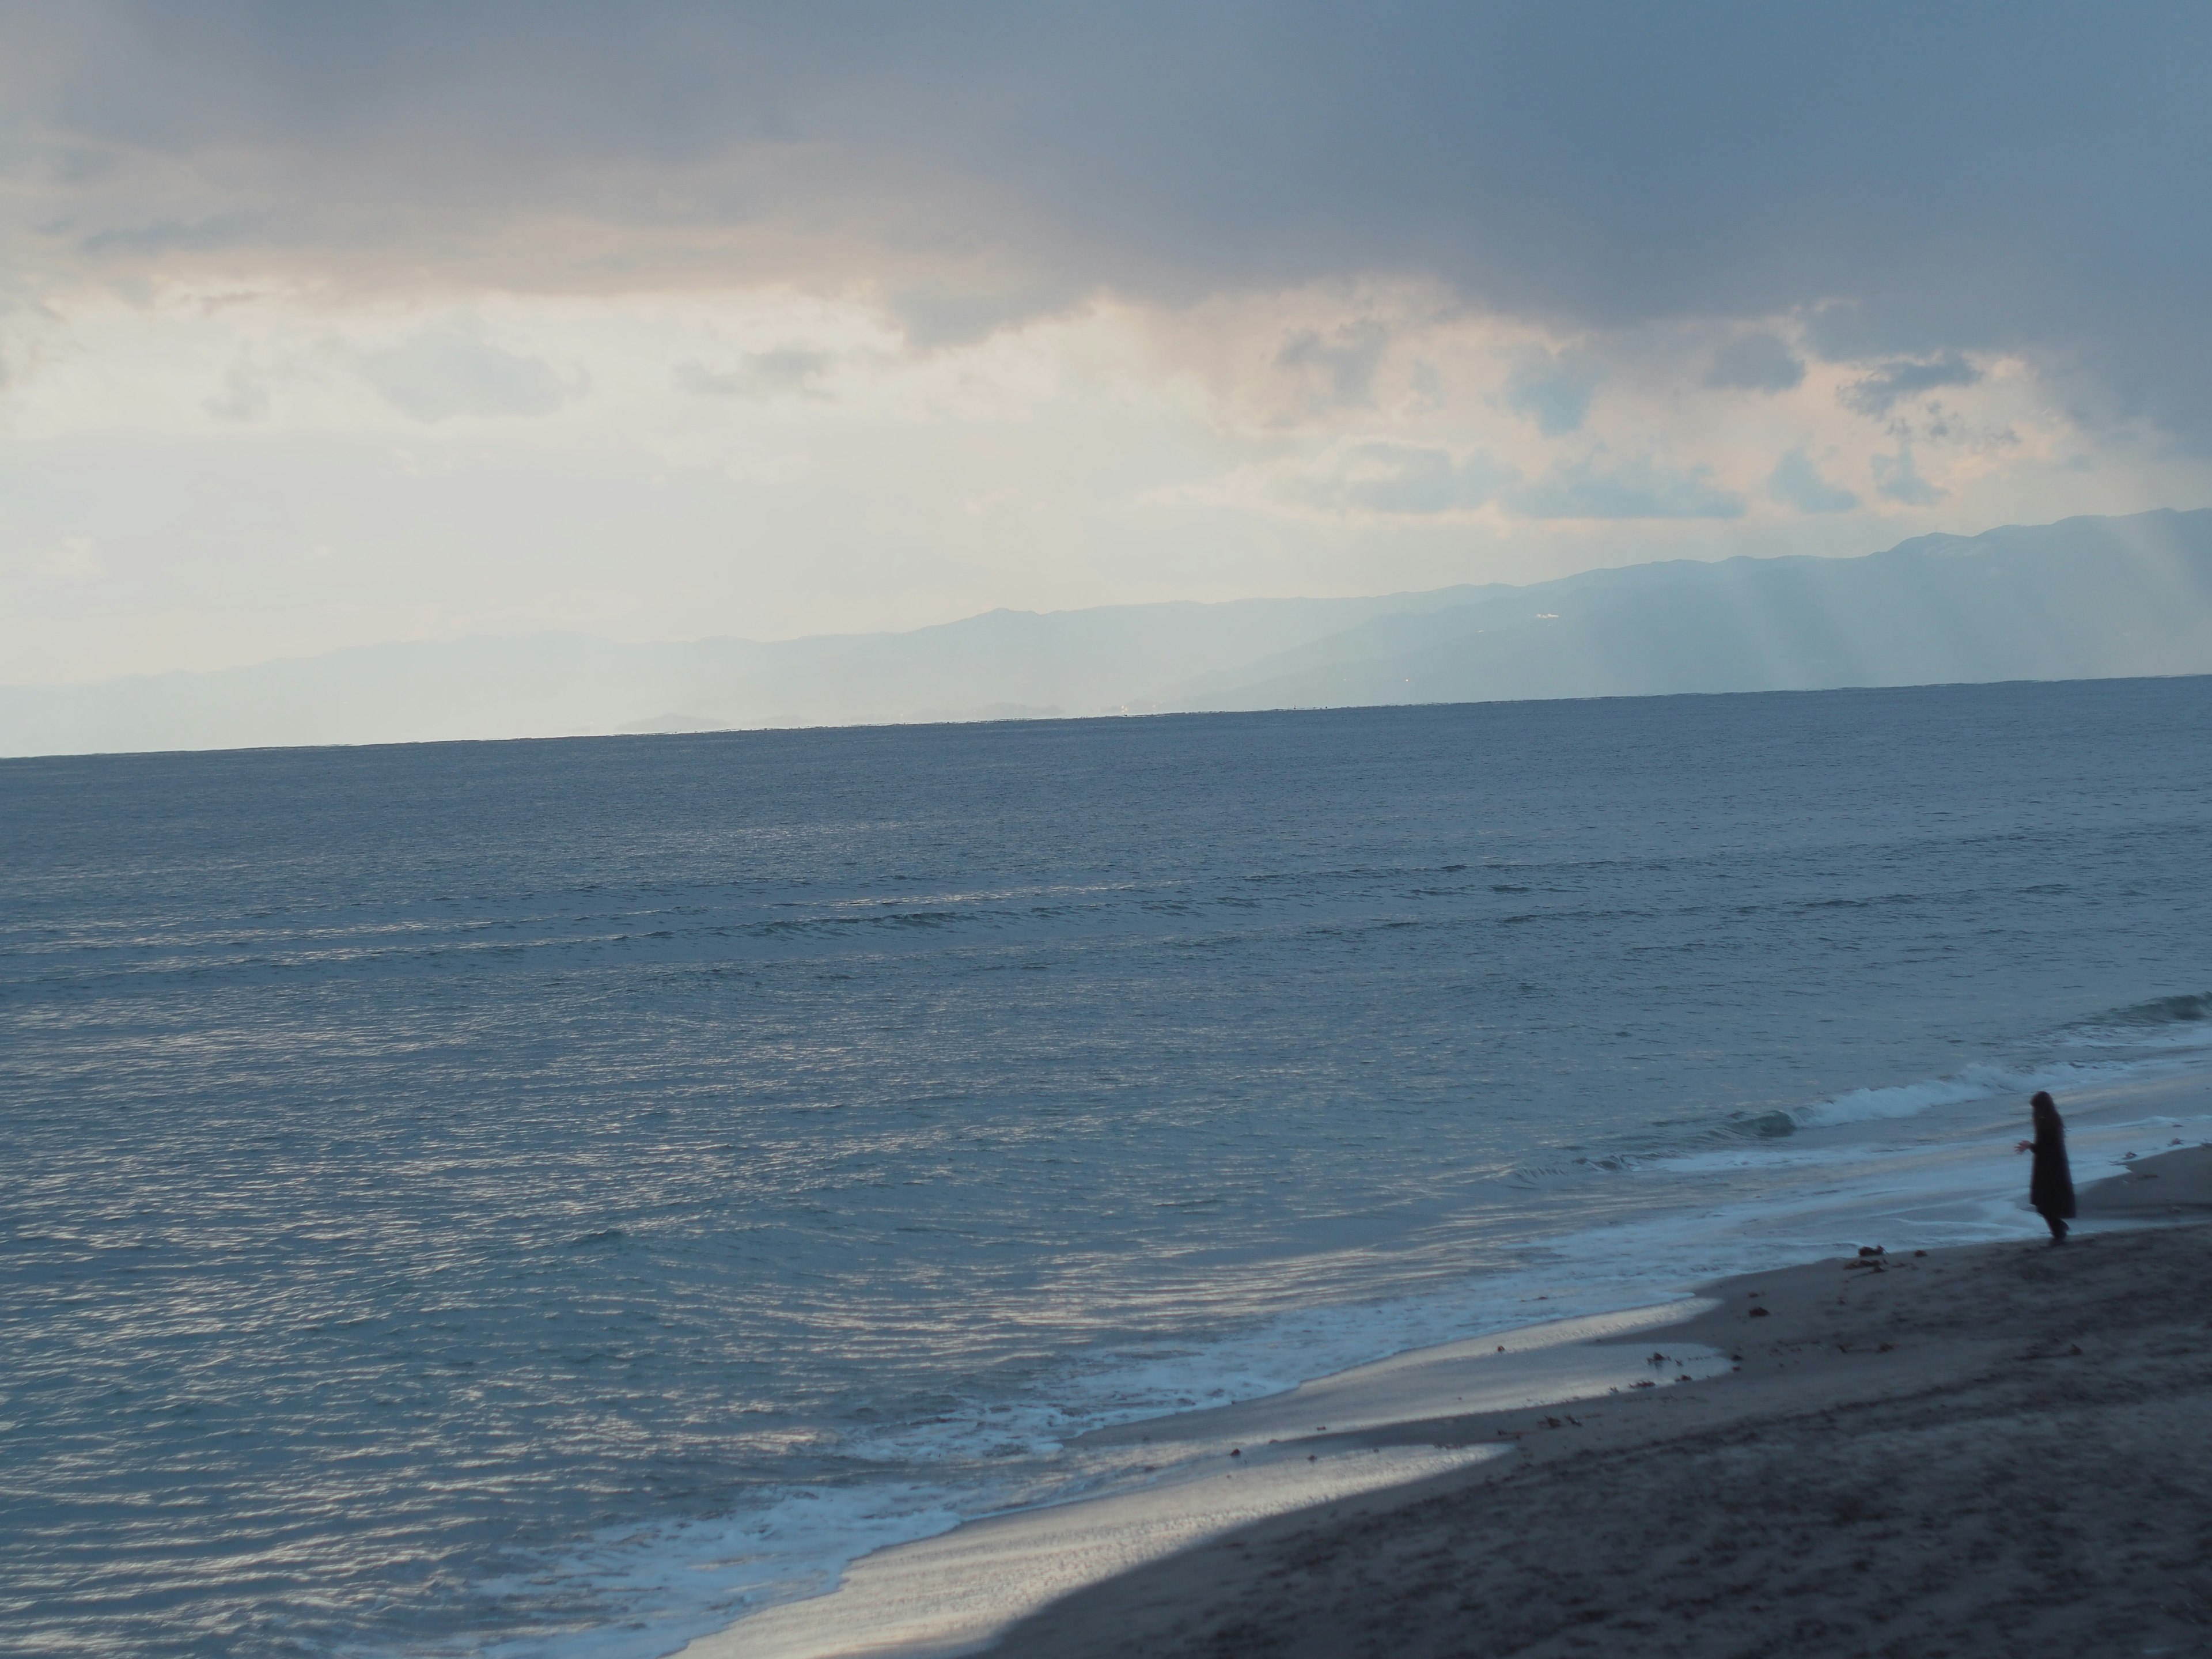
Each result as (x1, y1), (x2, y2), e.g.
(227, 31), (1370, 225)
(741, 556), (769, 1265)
(634, 1054), (2212, 1659)
(1795, 1065), (2035, 1126)
(687, 1445), (1505, 1659)
(472, 1486), (969, 1659)
(1794, 1050), (2211, 1130)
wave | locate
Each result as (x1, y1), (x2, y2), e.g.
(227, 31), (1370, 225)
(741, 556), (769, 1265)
(1778, 991), (2212, 1132)
(1794, 1062), (2055, 1128)
(509, 988), (2212, 1659)
(2058, 991), (2212, 1047)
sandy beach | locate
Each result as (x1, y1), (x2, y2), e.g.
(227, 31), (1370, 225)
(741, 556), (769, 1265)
(991, 1149), (2212, 1658)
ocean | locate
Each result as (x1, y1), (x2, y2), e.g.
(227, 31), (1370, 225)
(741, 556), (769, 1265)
(5, 676), (2210, 1658)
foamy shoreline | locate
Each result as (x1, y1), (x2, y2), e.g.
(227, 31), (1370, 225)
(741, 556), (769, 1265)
(669, 1071), (2211, 1658)
(991, 1153), (2212, 1659)
(679, 1131), (2212, 1659)
(678, 1302), (1731, 1659)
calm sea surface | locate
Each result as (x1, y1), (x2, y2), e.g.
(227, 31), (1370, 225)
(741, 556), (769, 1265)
(5, 679), (2210, 1657)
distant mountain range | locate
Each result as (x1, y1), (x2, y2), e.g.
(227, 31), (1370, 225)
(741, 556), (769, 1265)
(6, 508), (2211, 757)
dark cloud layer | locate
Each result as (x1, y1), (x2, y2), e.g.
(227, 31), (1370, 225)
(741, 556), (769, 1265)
(1706, 334), (1805, 395)
(6, 2), (2210, 437)
(1840, 355), (1984, 420)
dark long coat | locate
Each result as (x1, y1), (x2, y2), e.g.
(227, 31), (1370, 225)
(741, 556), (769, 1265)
(2030, 1112), (2076, 1219)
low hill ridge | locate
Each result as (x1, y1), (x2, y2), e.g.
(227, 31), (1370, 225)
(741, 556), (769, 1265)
(6, 509), (2209, 756)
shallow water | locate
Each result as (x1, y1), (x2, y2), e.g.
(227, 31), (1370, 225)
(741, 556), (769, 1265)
(3, 678), (2210, 1657)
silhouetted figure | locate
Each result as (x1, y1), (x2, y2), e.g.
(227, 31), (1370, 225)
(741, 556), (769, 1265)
(2015, 1090), (2075, 1244)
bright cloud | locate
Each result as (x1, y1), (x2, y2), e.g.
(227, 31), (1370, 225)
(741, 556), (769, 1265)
(361, 320), (570, 422)
(0, 5), (2208, 685)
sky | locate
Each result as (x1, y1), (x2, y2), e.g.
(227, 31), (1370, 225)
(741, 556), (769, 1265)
(2, 2), (2209, 685)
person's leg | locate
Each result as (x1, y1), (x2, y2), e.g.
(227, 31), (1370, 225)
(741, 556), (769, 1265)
(2039, 1207), (2069, 1244)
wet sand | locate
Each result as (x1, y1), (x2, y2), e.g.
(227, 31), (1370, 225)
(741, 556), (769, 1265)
(994, 1149), (2212, 1658)
(677, 1305), (1731, 1659)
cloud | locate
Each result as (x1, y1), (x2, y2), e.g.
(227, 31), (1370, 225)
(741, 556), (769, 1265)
(1873, 446), (1943, 505)
(31, 537), (104, 581)
(1288, 439), (1506, 516)
(1767, 449), (1859, 513)
(1840, 354), (1982, 419)
(78, 213), (266, 260)
(361, 320), (566, 422)
(5, 6), (2212, 444)
(1275, 321), (1390, 410)
(1503, 348), (1601, 435)
(888, 280), (1086, 349)
(1705, 332), (1805, 394)
(204, 366), (268, 421)
(676, 348), (831, 397)
(1506, 455), (1744, 521)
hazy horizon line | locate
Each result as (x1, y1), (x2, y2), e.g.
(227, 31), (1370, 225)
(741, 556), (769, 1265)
(20, 505), (2203, 694)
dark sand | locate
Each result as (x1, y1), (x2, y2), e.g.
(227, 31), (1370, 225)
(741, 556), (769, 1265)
(993, 1149), (2212, 1658)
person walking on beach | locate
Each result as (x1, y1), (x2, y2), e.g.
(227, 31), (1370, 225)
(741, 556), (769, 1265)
(2016, 1090), (2075, 1245)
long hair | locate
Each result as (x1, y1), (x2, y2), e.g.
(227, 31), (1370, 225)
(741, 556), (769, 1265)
(2031, 1090), (2062, 1133)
